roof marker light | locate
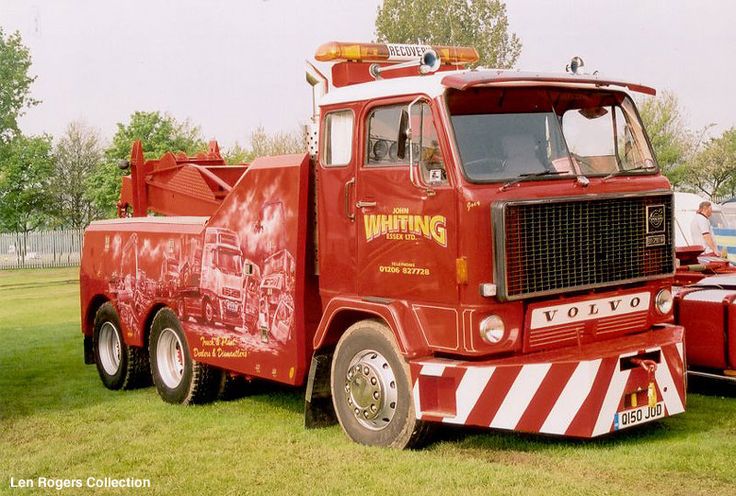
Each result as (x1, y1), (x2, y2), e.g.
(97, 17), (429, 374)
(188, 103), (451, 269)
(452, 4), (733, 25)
(315, 41), (479, 66)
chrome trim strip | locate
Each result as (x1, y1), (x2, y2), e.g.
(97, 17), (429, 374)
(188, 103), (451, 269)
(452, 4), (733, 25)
(688, 370), (736, 383)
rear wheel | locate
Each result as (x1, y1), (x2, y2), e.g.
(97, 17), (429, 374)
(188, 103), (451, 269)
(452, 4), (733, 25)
(149, 307), (222, 405)
(93, 302), (150, 390)
(331, 320), (433, 448)
(203, 299), (215, 325)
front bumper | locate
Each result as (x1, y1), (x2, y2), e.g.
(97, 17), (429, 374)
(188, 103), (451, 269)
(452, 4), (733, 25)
(219, 298), (242, 325)
(410, 325), (685, 438)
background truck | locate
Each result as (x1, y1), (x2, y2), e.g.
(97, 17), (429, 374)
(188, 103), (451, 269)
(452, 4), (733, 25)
(80, 41), (686, 448)
(176, 226), (245, 329)
(673, 239), (736, 383)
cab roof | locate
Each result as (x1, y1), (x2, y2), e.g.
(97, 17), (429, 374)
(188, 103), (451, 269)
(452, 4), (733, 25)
(319, 68), (656, 107)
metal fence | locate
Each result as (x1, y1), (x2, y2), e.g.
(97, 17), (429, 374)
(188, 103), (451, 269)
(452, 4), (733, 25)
(0, 229), (83, 270)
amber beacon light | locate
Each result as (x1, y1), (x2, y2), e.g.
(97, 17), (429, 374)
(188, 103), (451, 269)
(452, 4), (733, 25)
(315, 41), (479, 66)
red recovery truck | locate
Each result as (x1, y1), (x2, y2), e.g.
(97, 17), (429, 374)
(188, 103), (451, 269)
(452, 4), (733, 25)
(80, 42), (686, 448)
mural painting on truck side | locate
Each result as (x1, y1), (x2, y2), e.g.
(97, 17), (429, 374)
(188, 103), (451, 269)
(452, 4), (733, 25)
(107, 203), (296, 362)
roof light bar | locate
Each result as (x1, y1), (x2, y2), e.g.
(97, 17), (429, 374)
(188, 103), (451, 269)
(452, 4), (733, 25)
(315, 41), (478, 66)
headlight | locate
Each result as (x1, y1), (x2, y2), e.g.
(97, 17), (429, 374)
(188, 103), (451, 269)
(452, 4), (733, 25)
(480, 315), (505, 344)
(655, 288), (673, 314)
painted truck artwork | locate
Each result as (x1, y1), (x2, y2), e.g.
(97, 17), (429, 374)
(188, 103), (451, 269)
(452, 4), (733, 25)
(80, 41), (689, 449)
(83, 152), (311, 386)
(107, 226), (296, 352)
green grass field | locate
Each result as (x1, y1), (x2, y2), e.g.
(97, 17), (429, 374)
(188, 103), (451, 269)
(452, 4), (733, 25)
(1, 268), (735, 495)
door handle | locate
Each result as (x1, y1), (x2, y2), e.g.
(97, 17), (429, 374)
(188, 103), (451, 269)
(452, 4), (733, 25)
(355, 200), (377, 208)
(344, 178), (356, 221)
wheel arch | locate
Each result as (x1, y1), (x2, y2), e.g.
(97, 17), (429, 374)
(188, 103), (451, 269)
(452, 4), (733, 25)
(313, 298), (430, 358)
(316, 310), (384, 352)
(137, 302), (168, 349)
(83, 294), (109, 336)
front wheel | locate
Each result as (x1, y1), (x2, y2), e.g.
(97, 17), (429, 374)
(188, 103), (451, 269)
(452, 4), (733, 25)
(331, 320), (433, 448)
(149, 308), (222, 405)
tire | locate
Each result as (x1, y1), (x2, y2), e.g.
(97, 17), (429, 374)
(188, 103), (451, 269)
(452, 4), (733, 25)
(218, 373), (251, 401)
(203, 298), (215, 325)
(93, 302), (151, 390)
(149, 307), (222, 405)
(331, 320), (433, 448)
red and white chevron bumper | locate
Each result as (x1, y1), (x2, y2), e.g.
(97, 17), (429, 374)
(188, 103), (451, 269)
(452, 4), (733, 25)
(410, 326), (685, 437)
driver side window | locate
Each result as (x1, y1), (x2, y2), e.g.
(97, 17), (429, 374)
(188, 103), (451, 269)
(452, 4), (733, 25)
(365, 103), (447, 184)
(366, 105), (408, 166)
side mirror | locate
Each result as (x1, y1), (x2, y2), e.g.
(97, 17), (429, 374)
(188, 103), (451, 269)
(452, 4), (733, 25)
(406, 96), (434, 195)
(397, 109), (409, 160)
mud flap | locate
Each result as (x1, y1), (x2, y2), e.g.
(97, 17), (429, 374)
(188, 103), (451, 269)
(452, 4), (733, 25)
(84, 335), (95, 365)
(304, 352), (337, 428)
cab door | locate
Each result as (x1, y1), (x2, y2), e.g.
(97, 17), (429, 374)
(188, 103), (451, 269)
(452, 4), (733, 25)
(355, 99), (457, 305)
(317, 107), (358, 298)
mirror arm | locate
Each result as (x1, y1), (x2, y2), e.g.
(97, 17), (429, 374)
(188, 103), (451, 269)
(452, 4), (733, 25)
(407, 96), (424, 190)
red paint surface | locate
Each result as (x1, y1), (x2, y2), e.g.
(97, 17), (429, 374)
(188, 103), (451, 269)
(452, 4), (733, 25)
(80, 72), (689, 437)
(82, 154), (315, 385)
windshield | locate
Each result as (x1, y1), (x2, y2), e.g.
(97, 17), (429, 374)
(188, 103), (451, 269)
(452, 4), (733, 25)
(217, 248), (242, 275)
(447, 87), (656, 182)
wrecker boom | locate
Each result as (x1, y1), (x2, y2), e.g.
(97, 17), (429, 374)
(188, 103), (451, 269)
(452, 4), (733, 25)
(118, 140), (250, 217)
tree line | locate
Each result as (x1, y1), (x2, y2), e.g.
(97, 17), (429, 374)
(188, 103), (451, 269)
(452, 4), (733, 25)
(0, 27), (304, 248)
(3, 0), (734, 245)
(638, 91), (736, 201)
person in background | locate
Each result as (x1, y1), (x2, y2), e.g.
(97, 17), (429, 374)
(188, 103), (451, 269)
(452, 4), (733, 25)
(690, 200), (720, 254)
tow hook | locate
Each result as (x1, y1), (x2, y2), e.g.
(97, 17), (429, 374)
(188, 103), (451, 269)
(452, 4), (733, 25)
(631, 358), (658, 407)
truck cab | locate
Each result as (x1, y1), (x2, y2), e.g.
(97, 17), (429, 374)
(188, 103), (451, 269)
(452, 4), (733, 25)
(315, 44), (675, 354)
(198, 227), (244, 326)
(308, 42), (684, 444)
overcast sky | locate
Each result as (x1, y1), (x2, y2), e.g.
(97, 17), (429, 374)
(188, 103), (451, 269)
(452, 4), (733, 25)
(1, 0), (735, 149)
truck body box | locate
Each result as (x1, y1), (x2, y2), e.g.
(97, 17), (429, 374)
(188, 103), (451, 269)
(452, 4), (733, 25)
(81, 153), (318, 386)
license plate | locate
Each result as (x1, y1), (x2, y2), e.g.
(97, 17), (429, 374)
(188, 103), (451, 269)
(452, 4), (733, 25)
(613, 402), (665, 430)
(225, 301), (238, 312)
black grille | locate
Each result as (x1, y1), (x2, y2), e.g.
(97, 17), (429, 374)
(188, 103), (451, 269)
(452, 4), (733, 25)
(495, 194), (674, 300)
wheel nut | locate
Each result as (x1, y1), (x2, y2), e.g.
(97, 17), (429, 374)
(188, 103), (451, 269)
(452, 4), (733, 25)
(370, 404), (377, 412)
(373, 392), (379, 400)
(364, 366), (369, 375)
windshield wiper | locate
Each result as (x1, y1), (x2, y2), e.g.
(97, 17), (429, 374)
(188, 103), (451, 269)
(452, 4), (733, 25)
(602, 163), (657, 181)
(499, 170), (570, 192)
